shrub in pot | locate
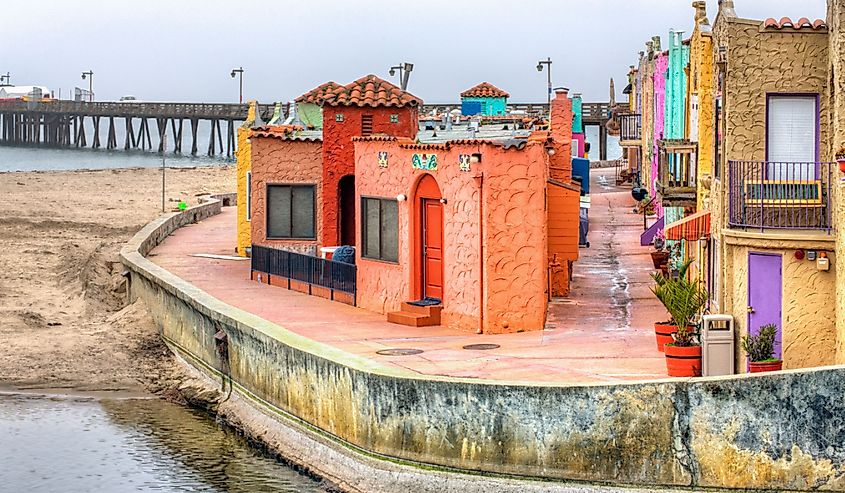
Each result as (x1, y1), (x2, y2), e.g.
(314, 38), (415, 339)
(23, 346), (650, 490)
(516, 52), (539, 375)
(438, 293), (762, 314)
(741, 324), (782, 373)
(651, 260), (707, 377)
(650, 260), (694, 352)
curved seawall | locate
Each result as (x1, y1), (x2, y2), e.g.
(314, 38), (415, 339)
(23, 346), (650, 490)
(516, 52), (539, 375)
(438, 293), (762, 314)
(121, 197), (845, 492)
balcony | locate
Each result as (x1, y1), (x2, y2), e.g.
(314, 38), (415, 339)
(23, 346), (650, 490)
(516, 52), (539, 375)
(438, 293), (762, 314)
(657, 140), (697, 207)
(727, 160), (834, 232)
(619, 113), (642, 146)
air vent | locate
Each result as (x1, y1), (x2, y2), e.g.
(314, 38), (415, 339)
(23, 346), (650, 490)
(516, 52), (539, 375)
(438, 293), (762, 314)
(361, 114), (374, 136)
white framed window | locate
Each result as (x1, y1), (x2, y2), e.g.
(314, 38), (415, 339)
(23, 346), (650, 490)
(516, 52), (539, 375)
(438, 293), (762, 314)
(766, 95), (818, 180)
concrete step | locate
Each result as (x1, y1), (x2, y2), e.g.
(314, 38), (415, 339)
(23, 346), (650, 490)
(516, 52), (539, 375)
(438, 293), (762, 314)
(401, 302), (443, 317)
(387, 310), (440, 327)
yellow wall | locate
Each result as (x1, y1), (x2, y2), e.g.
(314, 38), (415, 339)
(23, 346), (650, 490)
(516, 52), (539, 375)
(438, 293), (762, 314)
(236, 101), (257, 256)
(688, 9), (714, 211)
(829, 0), (845, 363)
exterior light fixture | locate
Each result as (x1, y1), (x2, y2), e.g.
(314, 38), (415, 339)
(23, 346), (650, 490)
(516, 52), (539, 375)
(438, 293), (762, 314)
(396, 194), (407, 202)
(536, 58), (553, 106)
(439, 198), (448, 204)
(547, 148), (556, 156)
(470, 153), (482, 164)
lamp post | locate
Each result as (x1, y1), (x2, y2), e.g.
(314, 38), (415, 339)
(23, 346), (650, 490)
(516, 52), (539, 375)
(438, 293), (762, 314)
(81, 70), (94, 102)
(536, 58), (552, 106)
(0, 72), (10, 86)
(388, 62), (414, 91)
(230, 67), (244, 104)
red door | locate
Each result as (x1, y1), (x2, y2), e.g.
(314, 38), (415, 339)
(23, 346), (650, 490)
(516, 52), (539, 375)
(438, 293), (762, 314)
(422, 199), (443, 299)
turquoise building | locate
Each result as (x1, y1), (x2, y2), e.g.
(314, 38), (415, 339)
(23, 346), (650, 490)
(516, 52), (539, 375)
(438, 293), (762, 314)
(460, 82), (509, 116)
(664, 31), (690, 139)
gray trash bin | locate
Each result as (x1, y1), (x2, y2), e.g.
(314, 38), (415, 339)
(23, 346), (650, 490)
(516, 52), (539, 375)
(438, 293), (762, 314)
(701, 315), (735, 376)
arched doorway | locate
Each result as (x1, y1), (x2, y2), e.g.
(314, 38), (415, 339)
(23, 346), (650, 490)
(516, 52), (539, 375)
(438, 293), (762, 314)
(338, 175), (356, 246)
(413, 174), (444, 301)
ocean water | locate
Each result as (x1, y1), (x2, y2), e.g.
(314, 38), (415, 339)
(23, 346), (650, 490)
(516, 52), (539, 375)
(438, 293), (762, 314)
(0, 145), (228, 172)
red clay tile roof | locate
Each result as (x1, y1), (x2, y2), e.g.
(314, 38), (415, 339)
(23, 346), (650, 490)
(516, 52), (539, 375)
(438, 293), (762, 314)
(763, 17), (826, 30)
(460, 82), (510, 99)
(321, 75), (422, 108)
(250, 125), (321, 142)
(294, 81), (341, 104)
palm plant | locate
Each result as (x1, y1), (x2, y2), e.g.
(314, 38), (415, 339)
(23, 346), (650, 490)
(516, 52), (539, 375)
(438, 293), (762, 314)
(650, 259), (707, 347)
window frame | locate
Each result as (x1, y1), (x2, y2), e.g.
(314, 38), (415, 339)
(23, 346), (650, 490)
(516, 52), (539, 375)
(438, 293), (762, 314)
(265, 183), (317, 240)
(764, 93), (820, 164)
(360, 195), (399, 263)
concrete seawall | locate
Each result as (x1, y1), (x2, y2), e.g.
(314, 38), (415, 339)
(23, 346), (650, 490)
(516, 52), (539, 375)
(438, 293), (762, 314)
(121, 198), (845, 491)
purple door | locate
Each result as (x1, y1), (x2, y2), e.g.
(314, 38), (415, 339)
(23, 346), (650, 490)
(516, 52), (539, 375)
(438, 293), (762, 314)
(748, 253), (782, 358)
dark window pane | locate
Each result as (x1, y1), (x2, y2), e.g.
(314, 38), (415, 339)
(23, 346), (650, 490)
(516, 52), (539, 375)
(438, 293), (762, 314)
(291, 186), (315, 238)
(380, 200), (398, 262)
(267, 186), (291, 238)
(364, 198), (380, 259)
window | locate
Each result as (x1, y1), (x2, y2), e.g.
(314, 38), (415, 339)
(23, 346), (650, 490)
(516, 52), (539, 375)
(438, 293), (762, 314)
(361, 197), (398, 262)
(266, 185), (316, 239)
(390, 114), (399, 124)
(714, 97), (721, 180)
(361, 114), (373, 136)
(246, 171), (252, 221)
(767, 95), (818, 180)
(335, 113), (344, 122)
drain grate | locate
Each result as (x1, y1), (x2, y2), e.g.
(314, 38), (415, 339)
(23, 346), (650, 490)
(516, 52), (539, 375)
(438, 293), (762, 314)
(462, 343), (501, 351)
(376, 348), (424, 356)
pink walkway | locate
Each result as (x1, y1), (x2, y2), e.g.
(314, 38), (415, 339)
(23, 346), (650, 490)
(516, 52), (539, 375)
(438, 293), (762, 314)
(150, 168), (667, 383)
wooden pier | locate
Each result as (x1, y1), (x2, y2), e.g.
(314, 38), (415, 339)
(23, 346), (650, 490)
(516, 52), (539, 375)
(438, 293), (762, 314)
(0, 101), (275, 157)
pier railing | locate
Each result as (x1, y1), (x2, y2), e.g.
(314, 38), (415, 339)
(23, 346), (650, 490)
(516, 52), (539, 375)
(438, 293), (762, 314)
(251, 245), (357, 305)
(728, 160), (834, 232)
(0, 100), (275, 119)
(619, 114), (642, 143)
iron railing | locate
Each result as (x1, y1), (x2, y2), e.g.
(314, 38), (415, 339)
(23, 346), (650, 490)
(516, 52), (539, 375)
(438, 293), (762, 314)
(727, 160), (834, 232)
(251, 245), (357, 305)
(619, 113), (642, 142)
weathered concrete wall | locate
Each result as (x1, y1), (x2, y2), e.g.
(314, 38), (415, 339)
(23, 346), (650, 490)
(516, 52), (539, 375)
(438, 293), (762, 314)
(249, 136), (323, 255)
(353, 139), (550, 334)
(122, 203), (845, 490)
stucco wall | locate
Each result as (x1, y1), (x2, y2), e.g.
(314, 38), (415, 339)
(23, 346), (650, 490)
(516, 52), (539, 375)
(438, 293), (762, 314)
(297, 102), (323, 129)
(321, 105), (418, 247)
(652, 53), (668, 215)
(236, 102), (257, 256)
(122, 206), (845, 490)
(460, 97), (507, 116)
(829, 0), (845, 364)
(689, 17), (714, 211)
(353, 140), (549, 334)
(249, 136), (324, 255)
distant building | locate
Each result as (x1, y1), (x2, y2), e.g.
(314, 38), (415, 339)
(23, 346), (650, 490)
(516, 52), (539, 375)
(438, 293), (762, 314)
(0, 85), (50, 100)
(460, 82), (509, 116)
(293, 81), (341, 129)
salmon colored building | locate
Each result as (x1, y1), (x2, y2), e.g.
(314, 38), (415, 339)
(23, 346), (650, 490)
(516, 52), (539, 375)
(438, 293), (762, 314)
(353, 89), (579, 334)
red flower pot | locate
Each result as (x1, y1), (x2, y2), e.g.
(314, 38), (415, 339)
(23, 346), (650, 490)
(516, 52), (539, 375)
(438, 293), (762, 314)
(664, 344), (702, 377)
(837, 159), (845, 174)
(749, 360), (783, 373)
(654, 324), (695, 352)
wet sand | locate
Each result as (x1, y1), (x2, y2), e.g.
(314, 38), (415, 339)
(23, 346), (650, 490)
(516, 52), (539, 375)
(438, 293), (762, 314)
(0, 165), (236, 393)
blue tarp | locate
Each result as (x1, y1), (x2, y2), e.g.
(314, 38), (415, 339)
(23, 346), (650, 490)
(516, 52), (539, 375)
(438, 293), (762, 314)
(572, 157), (590, 195)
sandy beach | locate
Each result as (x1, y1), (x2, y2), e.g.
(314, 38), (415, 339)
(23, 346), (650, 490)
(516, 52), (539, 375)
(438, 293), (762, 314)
(0, 165), (236, 393)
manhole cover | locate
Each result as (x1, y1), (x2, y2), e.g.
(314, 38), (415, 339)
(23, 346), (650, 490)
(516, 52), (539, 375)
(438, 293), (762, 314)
(462, 343), (501, 351)
(376, 348), (424, 356)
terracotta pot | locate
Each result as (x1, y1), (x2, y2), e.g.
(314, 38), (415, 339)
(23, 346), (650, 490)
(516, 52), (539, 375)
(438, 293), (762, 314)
(654, 324), (695, 352)
(749, 360), (783, 373)
(664, 344), (702, 377)
(839, 160), (845, 174)
(651, 251), (669, 269)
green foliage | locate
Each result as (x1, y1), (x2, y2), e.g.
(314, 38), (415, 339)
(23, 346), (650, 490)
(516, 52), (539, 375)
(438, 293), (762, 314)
(650, 259), (707, 347)
(741, 324), (779, 362)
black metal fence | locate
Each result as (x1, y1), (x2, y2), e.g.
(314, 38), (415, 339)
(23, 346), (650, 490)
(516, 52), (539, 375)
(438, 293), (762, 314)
(251, 245), (357, 305)
(728, 160), (834, 232)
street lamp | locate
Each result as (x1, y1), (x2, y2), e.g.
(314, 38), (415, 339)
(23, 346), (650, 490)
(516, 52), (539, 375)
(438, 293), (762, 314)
(0, 72), (10, 86)
(536, 58), (552, 106)
(230, 67), (244, 104)
(81, 70), (94, 102)
(388, 62), (414, 91)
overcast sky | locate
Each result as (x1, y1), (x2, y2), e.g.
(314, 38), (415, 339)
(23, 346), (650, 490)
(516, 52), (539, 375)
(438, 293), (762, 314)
(2, 0), (827, 104)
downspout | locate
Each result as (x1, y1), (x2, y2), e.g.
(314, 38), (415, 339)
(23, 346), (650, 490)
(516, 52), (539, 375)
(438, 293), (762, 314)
(474, 172), (485, 334)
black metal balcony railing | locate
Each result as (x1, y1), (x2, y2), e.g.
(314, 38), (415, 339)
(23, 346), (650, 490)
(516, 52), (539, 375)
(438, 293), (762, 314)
(619, 113), (642, 142)
(728, 160), (834, 232)
(251, 245), (357, 305)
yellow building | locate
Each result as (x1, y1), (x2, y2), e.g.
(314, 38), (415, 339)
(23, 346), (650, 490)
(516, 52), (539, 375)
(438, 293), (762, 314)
(829, 0), (845, 363)
(236, 101), (261, 256)
(688, 1), (714, 211)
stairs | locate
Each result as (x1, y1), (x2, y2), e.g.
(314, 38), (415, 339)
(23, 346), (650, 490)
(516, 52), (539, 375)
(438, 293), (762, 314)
(387, 302), (442, 327)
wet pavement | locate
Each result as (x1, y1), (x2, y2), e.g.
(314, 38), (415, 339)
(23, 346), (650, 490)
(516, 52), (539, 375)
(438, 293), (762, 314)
(150, 167), (667, 383)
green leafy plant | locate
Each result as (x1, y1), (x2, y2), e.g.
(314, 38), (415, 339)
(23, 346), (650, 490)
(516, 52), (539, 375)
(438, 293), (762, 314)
(741, 324), (780, 362)
(650, 259), (707, 347)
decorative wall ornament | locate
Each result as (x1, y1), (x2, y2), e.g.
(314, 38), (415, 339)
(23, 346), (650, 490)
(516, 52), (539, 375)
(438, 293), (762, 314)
(378, 151), (389, 168)
(412, 153), (438, 171)
(459, 154), (471, 172)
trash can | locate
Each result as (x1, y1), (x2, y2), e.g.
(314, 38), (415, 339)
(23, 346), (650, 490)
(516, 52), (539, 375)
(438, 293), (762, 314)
(701, 314), (735, 376)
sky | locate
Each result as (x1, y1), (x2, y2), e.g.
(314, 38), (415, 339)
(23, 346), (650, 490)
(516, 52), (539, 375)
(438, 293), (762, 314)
(1, 0), (827, 104)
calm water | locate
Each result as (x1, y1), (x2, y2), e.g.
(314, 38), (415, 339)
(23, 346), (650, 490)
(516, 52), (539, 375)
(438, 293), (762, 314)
(0, 145), (228, 172)
(0, 394), (325, 493)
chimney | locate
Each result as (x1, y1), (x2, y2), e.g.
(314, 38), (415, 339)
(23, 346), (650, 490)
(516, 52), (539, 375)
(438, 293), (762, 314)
(548, 88), (573, 182)
(652, 35), (662, 53)
(693, 1), (707, 23)
(718, 0), (737, 18)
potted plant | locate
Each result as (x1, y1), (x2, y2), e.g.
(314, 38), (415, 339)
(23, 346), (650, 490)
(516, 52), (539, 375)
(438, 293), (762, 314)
(650, 229), (669, 270)
(650, 259), (693, 352)
(741, 324), (783, 373)
(836, 147), (845, 174)
(651, 261), (707, 376)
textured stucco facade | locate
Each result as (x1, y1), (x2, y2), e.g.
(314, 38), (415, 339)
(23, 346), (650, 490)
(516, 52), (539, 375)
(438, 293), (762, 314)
(353, 139), (550, 334)
(710, 7), (836, 369)
(460, 96), (506, 116)
(829, 0), (845, 363)
(652, 52), (668, 215)
(688, 3), (715, 211)
(249, 137), (324, 255)
(236, 102), (257, 256)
